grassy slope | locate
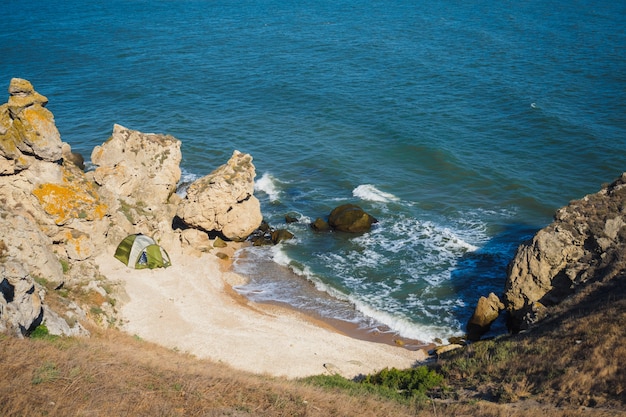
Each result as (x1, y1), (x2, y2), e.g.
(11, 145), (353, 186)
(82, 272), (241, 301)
(0, 273), (624, 416)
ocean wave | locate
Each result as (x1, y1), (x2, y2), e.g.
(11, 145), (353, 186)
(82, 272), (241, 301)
(352, 184), (400, 203)
(255, 172), (282, 203)
(350, 300), (463, 342)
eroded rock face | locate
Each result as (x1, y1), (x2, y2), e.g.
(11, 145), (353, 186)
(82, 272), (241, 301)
(0, 78), (62, 174)
(0, 259), (43, 337)
(177, 150), (262, 241)
(0, 210), (64, 289)
(504, 173), (626, 331)
(91, 124), (182, 209)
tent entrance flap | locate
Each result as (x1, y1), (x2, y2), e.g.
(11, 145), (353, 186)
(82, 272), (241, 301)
(114, 233), (171, 269)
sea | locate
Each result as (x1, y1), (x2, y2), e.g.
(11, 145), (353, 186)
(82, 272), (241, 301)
(2, 0), (625, 343)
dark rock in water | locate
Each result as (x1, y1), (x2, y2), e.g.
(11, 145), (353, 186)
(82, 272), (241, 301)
(257, 220), (271, 233)
(248, 222), (294, 246)
(328, 204), (377, 233)
(271, 229), (294, 244)
(310, 217), (331, 232)
(285, 213), (299, 224)
(466, 292), (504, 341)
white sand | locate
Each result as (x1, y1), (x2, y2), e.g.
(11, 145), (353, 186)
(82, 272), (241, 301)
(96, 246), (427, 379)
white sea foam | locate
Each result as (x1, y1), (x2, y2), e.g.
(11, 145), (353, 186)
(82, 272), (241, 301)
(350, 299), (461, 342)
(352, 184), (400, 203)
(176, 169), (201, 198)
(255, 172), (281, 202)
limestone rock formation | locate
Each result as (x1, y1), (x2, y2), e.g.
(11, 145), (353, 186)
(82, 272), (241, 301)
(466, 292), (504, 341)
(0, 260), (43, 337)
(328, 204), (378, 233)
(177, 150), (262, 241)
(0, 201), (65, 290)
(504, 173), (626, 331)
(0, 78), (62, 174)
(0, 78), (267, 338)
(91, 124), (182, 209)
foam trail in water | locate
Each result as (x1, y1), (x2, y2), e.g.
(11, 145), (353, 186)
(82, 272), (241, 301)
(353, 184), (400, 203)
(255, 172), (281, 202)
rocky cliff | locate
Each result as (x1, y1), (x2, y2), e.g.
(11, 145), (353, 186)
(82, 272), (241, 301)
(466, 173), (626, 339)
(504, 173), (626, 331)
(0, 78), (262, 337)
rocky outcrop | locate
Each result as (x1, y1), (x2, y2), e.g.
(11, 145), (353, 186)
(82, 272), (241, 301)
(177, 150), (262, 241)
(0, 78), (62, 174)
(0, 259), (43, 337)
(0, 79), (264, 338)
(504, 173), (626, 331)
(328, 204), (378, 233)
(91, 124), (182, 209)
(466, 292), (504, 341)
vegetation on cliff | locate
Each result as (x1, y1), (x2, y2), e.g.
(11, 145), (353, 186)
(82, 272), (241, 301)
(0, 268), (623, 416)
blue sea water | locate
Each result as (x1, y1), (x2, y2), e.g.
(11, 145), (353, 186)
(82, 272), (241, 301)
(2, 0), (625, 342)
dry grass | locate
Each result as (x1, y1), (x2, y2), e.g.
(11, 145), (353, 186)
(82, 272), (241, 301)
(436, 271), (626, 413)
(1, 274), (624, 416)
(0, 329), (417, 417)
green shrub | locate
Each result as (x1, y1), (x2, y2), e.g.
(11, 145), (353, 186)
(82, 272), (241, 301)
(29, 325), (58, 341)
(302, 366), (443, 403)
(364, 366), (444, 399)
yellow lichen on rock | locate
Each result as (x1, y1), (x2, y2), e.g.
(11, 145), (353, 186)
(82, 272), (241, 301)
(32, 169), (107, 225)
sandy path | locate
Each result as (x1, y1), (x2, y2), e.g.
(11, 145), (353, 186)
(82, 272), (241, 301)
(96, 247), (427, 379)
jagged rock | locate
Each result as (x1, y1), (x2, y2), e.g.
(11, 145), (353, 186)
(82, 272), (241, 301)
(311, 217), (331, 231)
(285, 213), (299, 223)
(271, 229), (294, 244)
(42, 305), (89, 337)
(466, 292), (504, 341)
(504, 173), (626, 331)
(91, 124), (182, 209)
(177, 150), (262, 241)
(0, 260), (44, 337)
(0, 210), (64, 288)
(328, 204), (378, 233)
(0, 78), (62, 174)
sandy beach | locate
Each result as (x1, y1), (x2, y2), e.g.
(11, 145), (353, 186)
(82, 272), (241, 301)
(96, 244), (428, 379)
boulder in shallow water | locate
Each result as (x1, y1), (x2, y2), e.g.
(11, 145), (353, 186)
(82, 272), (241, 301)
(311, 217), (331, 232)
(328, 204), (378, 233)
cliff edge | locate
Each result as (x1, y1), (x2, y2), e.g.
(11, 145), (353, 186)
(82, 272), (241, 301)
(0, 78), (262, 337)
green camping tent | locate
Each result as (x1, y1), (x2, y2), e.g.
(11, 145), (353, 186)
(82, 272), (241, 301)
(114, 233), (171, 269)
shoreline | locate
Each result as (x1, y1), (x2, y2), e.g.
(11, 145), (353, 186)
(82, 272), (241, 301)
(221, 243), (435, 352)
(99, 242), (428, 379)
